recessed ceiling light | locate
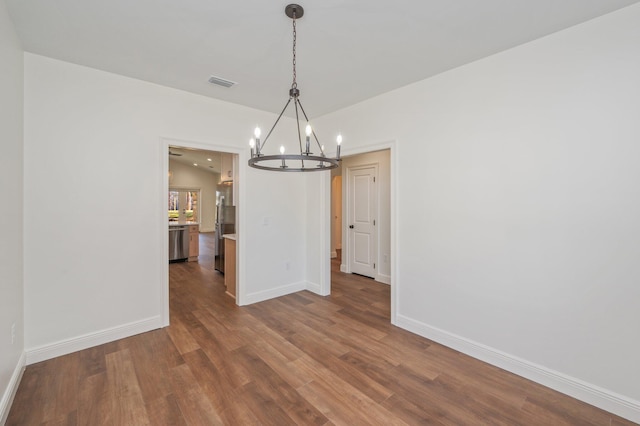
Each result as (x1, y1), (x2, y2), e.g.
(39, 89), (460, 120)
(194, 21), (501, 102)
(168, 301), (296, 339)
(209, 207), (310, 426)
(193, 163), (198, 166)
(207, 158), (212, 161)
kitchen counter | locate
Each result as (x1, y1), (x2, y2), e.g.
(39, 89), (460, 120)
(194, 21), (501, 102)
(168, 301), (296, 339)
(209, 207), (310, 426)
(222, 233), (236, 240)
(169, 221), (199, 227)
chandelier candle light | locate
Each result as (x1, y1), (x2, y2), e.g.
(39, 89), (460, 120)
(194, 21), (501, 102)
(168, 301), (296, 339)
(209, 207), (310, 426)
(248, 4), (342, 172)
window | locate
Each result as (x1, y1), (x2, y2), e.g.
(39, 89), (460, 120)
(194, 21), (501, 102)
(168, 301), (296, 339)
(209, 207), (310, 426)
(169, 189), (199, 223)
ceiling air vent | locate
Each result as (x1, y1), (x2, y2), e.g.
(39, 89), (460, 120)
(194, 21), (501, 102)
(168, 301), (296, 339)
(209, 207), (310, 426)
(208, 75), (237, 88)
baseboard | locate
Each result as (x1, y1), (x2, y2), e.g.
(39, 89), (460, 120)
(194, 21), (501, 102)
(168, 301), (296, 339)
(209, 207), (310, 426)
(330, 251), (337, 259)
(376, 273), (391, 285)
(25, 316), (163, 365)
(0, 351), (26, 425)
(305, 280), (323, 295)
(199, 227), (215, 233)
(244, 281), (307, 305)
(340, 264), (348, 273)
(395, 314), (640, 424)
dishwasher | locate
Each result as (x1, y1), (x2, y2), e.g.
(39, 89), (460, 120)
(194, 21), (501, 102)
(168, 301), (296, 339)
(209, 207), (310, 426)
(168, 226), (189, 262)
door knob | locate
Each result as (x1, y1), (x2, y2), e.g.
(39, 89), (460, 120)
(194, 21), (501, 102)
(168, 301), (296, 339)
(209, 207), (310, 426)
(349, 225), (354, 229)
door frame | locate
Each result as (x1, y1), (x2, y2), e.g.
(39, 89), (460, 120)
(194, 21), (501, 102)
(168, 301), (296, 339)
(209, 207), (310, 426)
(159, 137), (245, 326)
(344, 162), (379, 279)
(324, 140), (397, 325)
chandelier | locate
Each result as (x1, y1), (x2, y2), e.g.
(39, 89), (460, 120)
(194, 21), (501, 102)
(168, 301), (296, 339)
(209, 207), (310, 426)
(248, 4), (342, 172)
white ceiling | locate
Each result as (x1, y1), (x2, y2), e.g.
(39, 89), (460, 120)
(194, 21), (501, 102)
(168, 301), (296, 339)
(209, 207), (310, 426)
(7, 0), (640, 118)
(168, 147), (222, 175)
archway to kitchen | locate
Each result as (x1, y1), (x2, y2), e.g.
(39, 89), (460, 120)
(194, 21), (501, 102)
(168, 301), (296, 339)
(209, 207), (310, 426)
(160, 137), (244, 327)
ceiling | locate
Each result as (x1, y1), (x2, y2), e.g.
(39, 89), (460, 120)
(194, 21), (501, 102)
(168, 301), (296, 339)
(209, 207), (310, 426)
(168, 146), (223, 175)
(7, 0), (640, 118)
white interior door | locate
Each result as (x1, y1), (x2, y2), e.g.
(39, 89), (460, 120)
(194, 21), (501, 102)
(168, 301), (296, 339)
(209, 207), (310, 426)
(348, 165), (377, 278)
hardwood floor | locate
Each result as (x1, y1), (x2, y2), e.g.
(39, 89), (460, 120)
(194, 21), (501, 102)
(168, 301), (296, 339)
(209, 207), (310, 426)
(7, 234), (636, 425)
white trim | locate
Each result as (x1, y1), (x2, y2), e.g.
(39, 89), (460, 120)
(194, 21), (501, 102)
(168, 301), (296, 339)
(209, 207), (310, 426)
(0, 352), (26, 425)
(330, 250), (337, 258)
(376, 273), (391, 285)
(318, 173), (331, 296)
(160, 140), (170, 326)
(395, 314), (640, 424)
(25, 316), (162, 365)
(235, 150), (247, 306)
(305, 280), (322, 295)
(244, 281), (307, 305)
(388, 141), (398, 325)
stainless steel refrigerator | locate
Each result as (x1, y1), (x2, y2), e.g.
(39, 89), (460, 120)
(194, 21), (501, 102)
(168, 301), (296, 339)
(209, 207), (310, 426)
(214, 195), (235, 274)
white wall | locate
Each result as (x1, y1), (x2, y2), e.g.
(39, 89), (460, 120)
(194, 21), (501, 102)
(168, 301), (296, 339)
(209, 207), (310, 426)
(23, 53), (310, 359)
(341, 150), (391, 282)
(0, 0), (25, 422)
(169, 159), (219, 232)
(314, 4), (640, 421)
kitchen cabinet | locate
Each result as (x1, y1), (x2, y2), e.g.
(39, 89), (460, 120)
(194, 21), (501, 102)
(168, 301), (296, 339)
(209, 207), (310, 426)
(219, 153), (234, 184)
(224, 235), (236, 298)
(188, 224), (199, 261)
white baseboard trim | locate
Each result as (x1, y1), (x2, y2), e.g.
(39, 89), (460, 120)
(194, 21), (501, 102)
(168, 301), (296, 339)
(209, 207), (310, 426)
(340, 264), (348, 273)
(25, 316), (163, 365)
(0, 351), (26, 425)
(376, 273), (391, 285)
(305, 280), (323, 295)
(244, 281), (307, 305)
(395, 314), (640, 424)
(306, 281), (321, 293)
(330, 251), (337, 259)
(199, 227), (215, 233)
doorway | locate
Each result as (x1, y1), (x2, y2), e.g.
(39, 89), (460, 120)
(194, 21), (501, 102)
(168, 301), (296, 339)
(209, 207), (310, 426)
(161, 137), (242, 326)
(333, 149), (391, 285)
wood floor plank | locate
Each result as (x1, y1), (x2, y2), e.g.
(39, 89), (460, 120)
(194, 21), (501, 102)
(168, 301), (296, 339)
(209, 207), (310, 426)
(238, 381), (299, 426)
(233, 345), (328, 425)
(181, 348), (239, 412)
(145, 394), (188, 426)
(165, 314), (201, 354)
(235, 326), (309, 389)
(168, 363), (224, 425)
(6, 233), (635, 425)
(290, 356), (408, 425)
(379, 392), (451, 426)
(192, 308), (247, 352)
(78, 345), (107, 380)
(297, 378), (408, 426)
(105, 349), (151, 425)
(6, 363), (47, 424)
(77, 372), (111, 425)
(217, 397), (263, 425)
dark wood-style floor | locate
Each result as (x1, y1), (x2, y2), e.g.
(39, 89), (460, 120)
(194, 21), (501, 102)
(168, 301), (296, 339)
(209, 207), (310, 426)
(7, 234), (635, 425)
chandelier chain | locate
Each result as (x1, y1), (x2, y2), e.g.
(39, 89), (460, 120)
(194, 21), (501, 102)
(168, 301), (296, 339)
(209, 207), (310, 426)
(292, 11), (297, 90)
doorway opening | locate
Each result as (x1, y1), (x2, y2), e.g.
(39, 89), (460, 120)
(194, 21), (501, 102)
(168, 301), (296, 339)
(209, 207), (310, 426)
(161, 138), (242, 326)
(329, 146), (394, 320)
(334, 149), (391, 284)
